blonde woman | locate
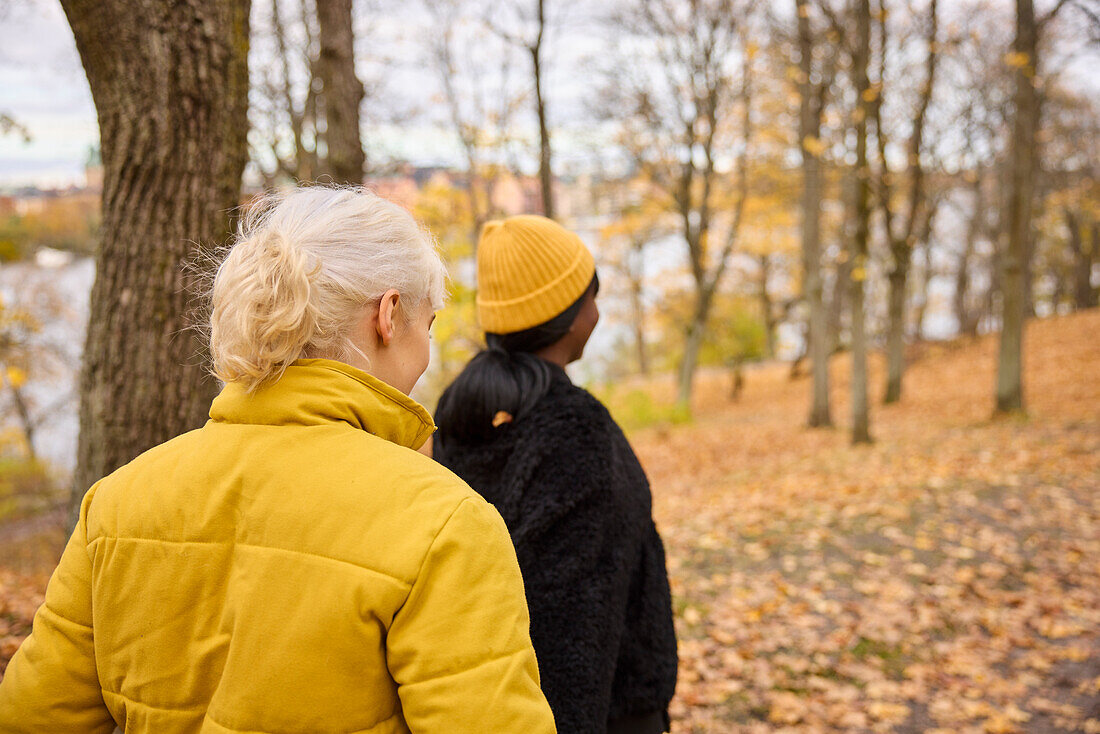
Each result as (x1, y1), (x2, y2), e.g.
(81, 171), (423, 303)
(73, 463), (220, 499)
(0, 187), (556, 734)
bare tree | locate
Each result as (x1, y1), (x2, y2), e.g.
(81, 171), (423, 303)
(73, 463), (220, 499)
(600, 193), (672, 375)
(488, 0), (556, 217)
(876, 0), (940, 404)
(423, 0), (526, 242)
(0, 112), (31, 143)
(0, 275), (80, 463)
(250, 0), (321, 184)
(61, 0), (251, 514)
(608, 0), (757, 410)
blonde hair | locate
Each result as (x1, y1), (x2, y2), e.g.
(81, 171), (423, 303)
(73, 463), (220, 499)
(209, 185), (447, 391)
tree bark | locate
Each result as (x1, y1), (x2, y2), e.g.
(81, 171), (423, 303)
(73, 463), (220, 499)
(996, 0), (1038, 415)
(850, 0), (872, 443)
(316, 0), (365, 185)
(62, 0), (251, 515)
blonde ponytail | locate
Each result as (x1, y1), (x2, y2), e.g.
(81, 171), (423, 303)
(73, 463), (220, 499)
(209, 186), (446, 391)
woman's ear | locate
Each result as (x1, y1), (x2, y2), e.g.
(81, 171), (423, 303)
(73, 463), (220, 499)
(376, 289), (401, 346)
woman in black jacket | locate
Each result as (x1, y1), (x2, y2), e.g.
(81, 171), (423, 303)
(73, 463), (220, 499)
(434, 215), (678, 734)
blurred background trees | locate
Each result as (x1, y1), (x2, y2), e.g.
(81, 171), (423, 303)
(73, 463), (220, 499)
(0, 0), (1097, 505)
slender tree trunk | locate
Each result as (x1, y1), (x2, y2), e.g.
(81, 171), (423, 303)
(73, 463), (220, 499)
(954, 234), (975, 335)
(271, 0), (314, 181)
(883, 266), (907, 400)
(629, 248), (649, 375)
(850, 0), (872, 444)
(827, 252), (849, 354)
(316, 0), (364, 185)
(532, 0), (554, 218)
(882, 0), (938, 404)
(300, 0), (321, 180)
(677, 293), (710, 411)
(5, 381), (37, 461)
(914, 238), (934, 340)
(1091, 223), (1100, 308)
(62, 0), (251, 516)
(996, 0), (1038, 415)
(912, 198), (940, 340)
(797, 0), (832, 427)
(758, 253), (777, 358)
(1065, 208), (1097, 309)
(956, 171), (984, 336)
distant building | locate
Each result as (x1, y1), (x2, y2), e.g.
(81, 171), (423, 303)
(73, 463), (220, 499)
(366, 174), (420, 210)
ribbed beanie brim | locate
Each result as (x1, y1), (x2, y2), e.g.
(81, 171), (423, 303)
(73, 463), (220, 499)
(476, 215), (596, 334)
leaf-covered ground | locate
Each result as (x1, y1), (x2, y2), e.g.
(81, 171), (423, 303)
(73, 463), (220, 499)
(1, 312), (1097, 734)
(630, 310), (1100, 733)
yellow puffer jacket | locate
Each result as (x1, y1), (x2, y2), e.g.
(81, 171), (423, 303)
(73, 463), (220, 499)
(0, 359), (556, 734)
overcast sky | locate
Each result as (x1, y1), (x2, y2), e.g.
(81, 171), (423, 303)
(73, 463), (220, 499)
(0, 0), (97, 187)
(0, 0), (609, 188)
(0, 0), (1095, 190)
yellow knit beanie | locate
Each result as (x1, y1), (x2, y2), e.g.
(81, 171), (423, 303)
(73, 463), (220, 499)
(476, 215), (596, 334)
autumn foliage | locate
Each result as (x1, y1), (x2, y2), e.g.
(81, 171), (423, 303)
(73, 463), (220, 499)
(2, 312), (1099, 731)
(634, 311), (1100, 732)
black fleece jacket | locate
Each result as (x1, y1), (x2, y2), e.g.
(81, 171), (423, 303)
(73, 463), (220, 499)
(435, 367), (678, 733)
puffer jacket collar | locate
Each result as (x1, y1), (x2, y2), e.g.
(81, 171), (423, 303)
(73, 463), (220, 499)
(209, 358), (436, 450)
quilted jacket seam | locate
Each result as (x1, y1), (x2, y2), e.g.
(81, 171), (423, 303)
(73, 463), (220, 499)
(85, 535), (412, 589)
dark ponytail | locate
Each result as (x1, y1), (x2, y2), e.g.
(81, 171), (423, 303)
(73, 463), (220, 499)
(434, 274), (598, 449)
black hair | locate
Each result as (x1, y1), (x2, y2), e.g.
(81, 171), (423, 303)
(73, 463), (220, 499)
(434, 273), (598, 448)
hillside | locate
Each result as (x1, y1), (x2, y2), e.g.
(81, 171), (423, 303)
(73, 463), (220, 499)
(1, 312), (1098, 733)
(630, 310), (1100, 733)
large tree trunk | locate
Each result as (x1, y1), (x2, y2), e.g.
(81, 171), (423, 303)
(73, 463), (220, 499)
(62, 0), (251, 514)
(797, 0), (832, 428)
(316, 0), (365, 185)
(850, 0), (872, 444)
(532, 0), (554, 218)
(996, 0), (1038, 415)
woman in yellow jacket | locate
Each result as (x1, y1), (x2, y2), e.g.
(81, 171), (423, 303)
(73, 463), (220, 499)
(0, 187), (556, 734)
